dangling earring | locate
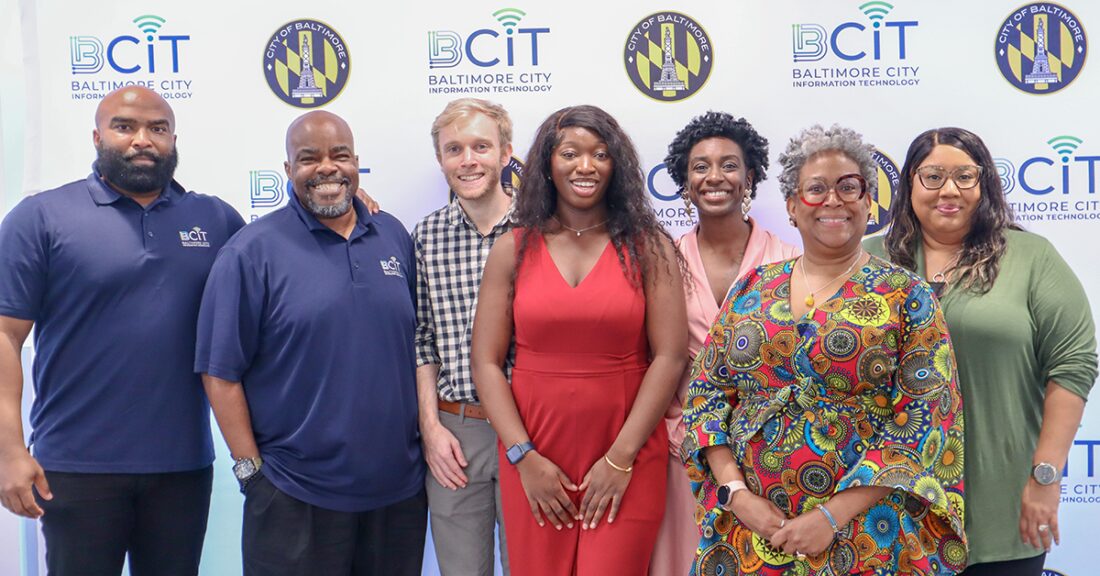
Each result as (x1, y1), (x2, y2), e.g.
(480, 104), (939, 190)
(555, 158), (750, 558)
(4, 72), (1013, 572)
(680, 189), (696, 224)
(741, 194), (752, 222)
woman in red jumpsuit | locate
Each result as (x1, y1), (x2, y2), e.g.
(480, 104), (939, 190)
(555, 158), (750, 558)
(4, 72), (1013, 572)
(472, 105), (687, 575)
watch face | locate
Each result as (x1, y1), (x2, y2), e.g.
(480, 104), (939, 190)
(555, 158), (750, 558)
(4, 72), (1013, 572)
(1033, 463), (1059, 485)
(234, 459), (258, 480)
(717, 485), (731, 507)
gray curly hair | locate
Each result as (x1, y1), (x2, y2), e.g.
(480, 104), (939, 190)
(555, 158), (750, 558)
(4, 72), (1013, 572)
(777, 124), (878, 200)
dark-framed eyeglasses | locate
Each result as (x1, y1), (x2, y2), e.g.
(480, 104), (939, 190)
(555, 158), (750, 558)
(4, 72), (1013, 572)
(798, 173), (867, 207)
(915, 165), (982, 190)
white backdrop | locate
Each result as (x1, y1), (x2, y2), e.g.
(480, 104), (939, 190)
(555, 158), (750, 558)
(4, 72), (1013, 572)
(2, 1), (1098, 575)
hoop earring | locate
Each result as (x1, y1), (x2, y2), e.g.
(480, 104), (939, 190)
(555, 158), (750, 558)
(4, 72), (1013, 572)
(741, 195), (752, 222)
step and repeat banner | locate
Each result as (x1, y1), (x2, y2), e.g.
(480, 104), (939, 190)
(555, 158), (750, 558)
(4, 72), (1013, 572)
(5, 0), (1099, 574)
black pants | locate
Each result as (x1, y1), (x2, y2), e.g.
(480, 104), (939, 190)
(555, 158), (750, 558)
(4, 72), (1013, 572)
(242, 474), (427, 576)
(958, 553), (1046, 576)
(37, 467), (213, 576)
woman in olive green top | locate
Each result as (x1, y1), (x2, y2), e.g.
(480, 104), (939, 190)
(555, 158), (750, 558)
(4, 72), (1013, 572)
(865, 127), (1097, 576)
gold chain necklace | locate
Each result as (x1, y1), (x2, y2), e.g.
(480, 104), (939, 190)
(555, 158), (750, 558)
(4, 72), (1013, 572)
(799, 250), (864, 309)
(552, 215), (609, 237)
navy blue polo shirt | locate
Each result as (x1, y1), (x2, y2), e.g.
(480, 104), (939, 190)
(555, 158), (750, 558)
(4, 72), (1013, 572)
(0, 171), (244, 473)
(194, 193), (424, 513)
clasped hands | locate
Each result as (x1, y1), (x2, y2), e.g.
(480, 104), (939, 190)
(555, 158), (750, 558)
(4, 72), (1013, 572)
(728, 490), (835, 558)
(516, 451), (632, 530)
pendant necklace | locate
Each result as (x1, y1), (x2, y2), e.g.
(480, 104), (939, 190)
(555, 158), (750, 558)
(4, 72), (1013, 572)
(552, 215), (608, 237)
(929, 251), (961, 298)
(800, 250), (864, 309)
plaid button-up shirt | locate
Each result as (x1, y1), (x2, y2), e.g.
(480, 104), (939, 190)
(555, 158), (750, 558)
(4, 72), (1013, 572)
(413, 198), (514, 403)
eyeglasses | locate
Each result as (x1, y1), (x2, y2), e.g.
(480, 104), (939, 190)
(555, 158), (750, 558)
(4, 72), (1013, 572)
(915, 165), (982, 190)
(798, 173), (867, 206)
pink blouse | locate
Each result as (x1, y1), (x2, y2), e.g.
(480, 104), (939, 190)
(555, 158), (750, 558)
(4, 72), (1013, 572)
(665, 218), (799, 455)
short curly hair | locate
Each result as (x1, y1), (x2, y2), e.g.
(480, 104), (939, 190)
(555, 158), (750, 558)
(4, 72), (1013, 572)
(776, 124), (878, 200)
(664, 111), (769, 199)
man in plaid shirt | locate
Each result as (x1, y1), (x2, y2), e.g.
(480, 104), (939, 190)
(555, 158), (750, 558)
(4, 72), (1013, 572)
(414, 98), (515, 576)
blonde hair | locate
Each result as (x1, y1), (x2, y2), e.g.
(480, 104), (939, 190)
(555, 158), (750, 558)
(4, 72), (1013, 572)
(430, 98), (513, 157)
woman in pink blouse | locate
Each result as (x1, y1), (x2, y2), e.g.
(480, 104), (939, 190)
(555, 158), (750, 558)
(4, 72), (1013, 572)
(651, 112), (798, 575)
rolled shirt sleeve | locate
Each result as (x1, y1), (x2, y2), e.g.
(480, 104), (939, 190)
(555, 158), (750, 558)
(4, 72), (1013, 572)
(1030, 238), (1098, 400)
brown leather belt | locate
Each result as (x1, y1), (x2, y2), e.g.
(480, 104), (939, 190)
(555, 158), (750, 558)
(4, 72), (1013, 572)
(439, 400), (488, 421)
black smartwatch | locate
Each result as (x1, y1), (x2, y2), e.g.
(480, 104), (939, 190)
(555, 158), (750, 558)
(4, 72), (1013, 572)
(716, 480), (748, 511)
(506, 441), (536, 465)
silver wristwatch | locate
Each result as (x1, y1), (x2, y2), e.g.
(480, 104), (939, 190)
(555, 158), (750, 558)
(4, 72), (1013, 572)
(233, 456), (263, 489)
(1031, 462), (1059, 486)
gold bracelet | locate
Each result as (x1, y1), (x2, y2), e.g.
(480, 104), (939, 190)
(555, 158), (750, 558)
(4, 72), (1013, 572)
(603, 454), (633, 473)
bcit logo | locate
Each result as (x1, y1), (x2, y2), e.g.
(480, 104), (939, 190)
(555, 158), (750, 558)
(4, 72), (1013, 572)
(69, 15), (193, 100)
(379, 256), (406, 279)
(249, 167), (370, 221)
(178, 226), (210, 248)
(263, 19), (351, 108)
(791, 2), (921, 88)
(868, 149), (899, 236)
(1041, 571), (1069, 576)
(997, 135), (1100, 222)
(426, 8), (553, 96)
(995, 3), (1087, 95)
(623, 12), (713, 102)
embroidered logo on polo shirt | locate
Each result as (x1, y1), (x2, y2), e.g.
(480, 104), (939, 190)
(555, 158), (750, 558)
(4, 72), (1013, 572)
(379, 256), (405, 279)
(178, 226), (211, 248)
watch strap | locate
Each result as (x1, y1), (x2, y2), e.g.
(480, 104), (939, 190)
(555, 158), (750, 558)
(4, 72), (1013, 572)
(506, 441), (536, 465)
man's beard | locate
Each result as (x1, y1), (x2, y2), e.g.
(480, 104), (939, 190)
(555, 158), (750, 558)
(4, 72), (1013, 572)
(302, 176), (353, 218)
(447, 168), (501, 201)
(95, 144), (179, 194)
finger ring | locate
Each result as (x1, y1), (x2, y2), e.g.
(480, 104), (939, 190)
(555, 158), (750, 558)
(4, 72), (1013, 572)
(796, 551), (807, 560)
(1038, 524), (1050, 532)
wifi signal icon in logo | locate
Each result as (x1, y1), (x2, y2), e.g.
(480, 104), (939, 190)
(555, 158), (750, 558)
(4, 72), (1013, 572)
(859, 1), (893, 29)
(133, 15), (166, 42)
(1047, 135), (1083, 163)
(493, 8), (526, 35)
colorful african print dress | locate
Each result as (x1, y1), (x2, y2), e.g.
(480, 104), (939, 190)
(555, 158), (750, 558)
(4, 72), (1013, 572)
(682, 256), (967, 576)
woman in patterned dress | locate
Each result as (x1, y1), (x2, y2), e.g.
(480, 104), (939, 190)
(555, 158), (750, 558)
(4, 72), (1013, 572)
(682, 124), (968, 576)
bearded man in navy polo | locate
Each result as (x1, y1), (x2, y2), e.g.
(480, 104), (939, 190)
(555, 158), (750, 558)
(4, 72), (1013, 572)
(196, 110), (426, 576)
(0, 86), (244, 575)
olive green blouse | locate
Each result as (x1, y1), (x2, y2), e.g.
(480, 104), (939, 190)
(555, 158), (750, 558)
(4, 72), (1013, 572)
(866, 229), (1097, 564)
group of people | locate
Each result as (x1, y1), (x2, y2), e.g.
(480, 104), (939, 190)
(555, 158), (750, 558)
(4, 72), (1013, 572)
(0, 85), (1094, 576)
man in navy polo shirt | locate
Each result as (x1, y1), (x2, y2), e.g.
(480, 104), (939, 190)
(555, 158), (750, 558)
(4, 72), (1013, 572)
(0, 86), (244, 575)
(196, 110), (426, 576)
